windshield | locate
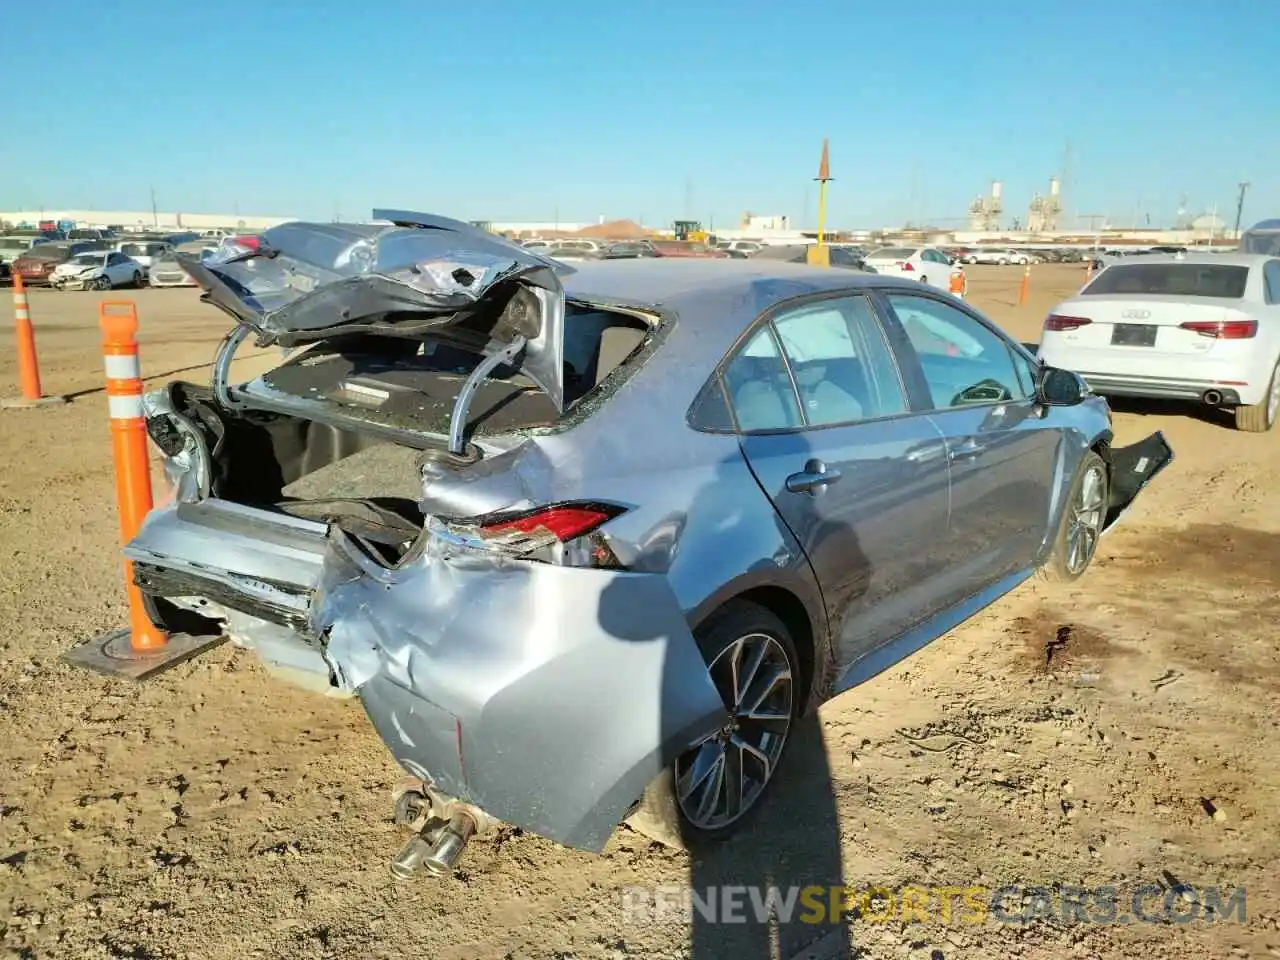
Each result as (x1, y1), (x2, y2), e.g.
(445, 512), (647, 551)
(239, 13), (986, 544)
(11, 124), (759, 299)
(868, 247), (916, 259)
(71, 253), (105, 266)
(0, 239), (31, 252)
(118, 243), (147, 257)
(1083, 263), (1250, 299)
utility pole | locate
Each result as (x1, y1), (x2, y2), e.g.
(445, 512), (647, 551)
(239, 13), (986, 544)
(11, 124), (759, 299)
(150, 186), (158, 228)
(1233, 181), (1251, 240)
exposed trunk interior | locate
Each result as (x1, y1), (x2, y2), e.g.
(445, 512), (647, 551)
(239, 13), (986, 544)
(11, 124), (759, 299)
(153, 306), (650, 565)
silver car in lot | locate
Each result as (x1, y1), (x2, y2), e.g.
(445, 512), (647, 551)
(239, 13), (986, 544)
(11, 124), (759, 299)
(123, 211), (1172, 876)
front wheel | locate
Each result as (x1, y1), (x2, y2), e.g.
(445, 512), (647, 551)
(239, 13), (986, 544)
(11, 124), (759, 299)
(1039, 451), (1109, 583)
(95, 275), (112, 290)
(1234, 362), (1280, 432)
(132, 271), (143, 288)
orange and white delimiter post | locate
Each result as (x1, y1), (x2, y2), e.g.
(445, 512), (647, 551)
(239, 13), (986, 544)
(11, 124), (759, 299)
(2, 273), (65, 408)
(99, 301), (168, 652)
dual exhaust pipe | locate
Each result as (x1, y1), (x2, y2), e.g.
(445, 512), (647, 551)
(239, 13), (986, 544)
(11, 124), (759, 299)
(391, 810), (477, 881)
(388, 781), (487, 881)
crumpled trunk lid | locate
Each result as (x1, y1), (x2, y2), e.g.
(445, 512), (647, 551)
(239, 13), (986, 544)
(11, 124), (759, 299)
(179, 210), (572, 414)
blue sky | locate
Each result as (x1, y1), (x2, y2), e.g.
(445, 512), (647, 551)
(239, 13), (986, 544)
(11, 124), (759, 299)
(2, 0), (1275, 230)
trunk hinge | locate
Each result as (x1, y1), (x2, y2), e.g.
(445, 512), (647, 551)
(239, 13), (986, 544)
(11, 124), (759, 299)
(447, 336), (527, 455)
(212, 324), (254, 411)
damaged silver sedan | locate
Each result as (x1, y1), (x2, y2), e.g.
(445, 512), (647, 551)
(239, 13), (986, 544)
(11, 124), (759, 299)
(123, 211), (1172, 876)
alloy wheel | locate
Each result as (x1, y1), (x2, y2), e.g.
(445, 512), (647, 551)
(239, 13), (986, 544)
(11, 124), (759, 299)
(674, 632), (793, 831)
(1066, 464), (1107, 575)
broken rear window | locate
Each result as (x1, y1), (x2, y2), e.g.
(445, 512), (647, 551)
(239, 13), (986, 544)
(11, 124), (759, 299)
(253, 304), (651, 440)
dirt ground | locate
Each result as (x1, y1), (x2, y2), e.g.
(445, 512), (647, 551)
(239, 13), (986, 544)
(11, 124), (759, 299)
(1, 265), (1278, 960)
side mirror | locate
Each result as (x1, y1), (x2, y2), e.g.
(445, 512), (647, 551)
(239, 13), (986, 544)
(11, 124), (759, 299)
(948, 256), (957, 265)
(1037, 366), (1089, 406)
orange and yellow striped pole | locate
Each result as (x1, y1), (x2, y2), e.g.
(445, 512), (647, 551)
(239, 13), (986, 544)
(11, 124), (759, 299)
(99, 301), (168, 652)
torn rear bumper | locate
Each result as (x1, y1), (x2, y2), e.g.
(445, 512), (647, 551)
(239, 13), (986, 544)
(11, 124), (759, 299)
(124, 499), (727, 852)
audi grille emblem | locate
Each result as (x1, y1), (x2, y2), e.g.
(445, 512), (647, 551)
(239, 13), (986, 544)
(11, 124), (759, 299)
(1121, 309), (1151, 319)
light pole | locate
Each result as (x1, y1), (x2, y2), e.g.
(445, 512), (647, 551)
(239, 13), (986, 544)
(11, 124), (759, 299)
(1233, 181), (1251, 240)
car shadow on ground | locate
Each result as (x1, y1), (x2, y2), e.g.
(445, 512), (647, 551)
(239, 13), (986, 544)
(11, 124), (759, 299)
(599, 434), (857, 959)
(1019, 344), (1238, 431)
(1103, 395), (1236, 429)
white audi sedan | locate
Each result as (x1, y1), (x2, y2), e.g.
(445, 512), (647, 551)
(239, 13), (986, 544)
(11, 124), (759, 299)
(1038, 253), (1280, 431)
(863, 246), (954, 290)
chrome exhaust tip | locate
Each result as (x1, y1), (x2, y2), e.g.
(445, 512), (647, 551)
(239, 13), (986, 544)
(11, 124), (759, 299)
(421, 812), (476, 877)
(390, 833), (435, 883)
(1202, 389), (1223, 406)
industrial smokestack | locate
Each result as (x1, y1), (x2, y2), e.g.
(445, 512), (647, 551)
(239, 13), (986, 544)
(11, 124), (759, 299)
(1050, 177), (1060, 197)
(991, 181), (1003, 200)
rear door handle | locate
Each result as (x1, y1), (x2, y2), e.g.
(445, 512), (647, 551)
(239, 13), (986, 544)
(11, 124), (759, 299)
(948, 439), (983, 461)
(786, 458), (843, 495)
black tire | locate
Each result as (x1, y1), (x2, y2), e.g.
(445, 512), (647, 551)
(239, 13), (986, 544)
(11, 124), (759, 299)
(624, 600), (802, 849)
(1039, 451), (1109, 583)
(132, 271), (143, 288)
(1233, 362), (1279, 432)
(95, 275), (112, 291)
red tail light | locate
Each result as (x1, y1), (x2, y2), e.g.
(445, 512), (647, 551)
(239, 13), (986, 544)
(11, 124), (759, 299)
(479, 503), (624, 542)
(899, 261), (914, 272)
(1044, 314), (1093, 331)
(1179, 319), (1257, 339)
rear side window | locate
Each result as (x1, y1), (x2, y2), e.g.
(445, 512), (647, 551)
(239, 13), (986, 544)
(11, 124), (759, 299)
(1083, 263), (1249, 299)
(724, 326), (802, 431)
(723, 295), (907, 432)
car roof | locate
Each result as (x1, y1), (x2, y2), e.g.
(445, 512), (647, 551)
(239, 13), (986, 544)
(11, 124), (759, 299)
(1098, 252), (1274, 268)
(560, 257), (916, 312)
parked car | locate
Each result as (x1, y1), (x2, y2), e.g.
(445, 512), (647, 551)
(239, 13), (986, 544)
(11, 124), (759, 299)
(648, 239), (729, 258)
(753, 244), (873, 271)
(0, 235), (39, 268)
(603, 241), (657, 259)
(149, 242), (217, 287)
(49, 251), (144, 290)
(863, 246), (954, 289)
(545, 243), (602, 262)
(114, 239), (172, 276)
(11, 241), (104, 285)
(120, 212), (1171, 876)
(549, 239), (604, 254)
(1038, 253), (1280, 432)
(964, 249), (1021, 265)
(716, 240), (764, 256)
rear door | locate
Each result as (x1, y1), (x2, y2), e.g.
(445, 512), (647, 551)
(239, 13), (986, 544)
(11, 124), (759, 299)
(877, 291), (1059, 595)
(726, 293), (953, 670)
